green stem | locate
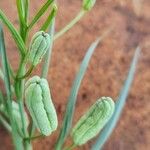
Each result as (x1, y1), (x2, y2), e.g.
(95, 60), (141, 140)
(16, 0), (26, 33)
(15, 0), (30, 145)
(54, 9), (86, 40)
(15, 59), (31, 149)
(24, 0), (29, 23)
(18, 100), (27, 136)
(0, 114), (12, 133)
(16, 0), (29, 42)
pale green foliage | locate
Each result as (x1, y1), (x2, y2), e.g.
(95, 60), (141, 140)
(28, 31), (51, 66)
(25, 76), (58, 136)
(71, 97), (115, 145)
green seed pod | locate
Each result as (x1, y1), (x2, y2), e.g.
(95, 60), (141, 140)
(25, 76), (58, 136)
(71, 97), (115, 145)
(82, 0), (96, 11)
(0, 101), (29, 136)
(28, 31), (51, 66)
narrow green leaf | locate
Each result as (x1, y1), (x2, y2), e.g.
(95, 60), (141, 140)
(0, 10), (26, 56)
(91, 47), (141, 150)
(40, 4), (57, 31)
(55, 37), (103, 150)
(54, 10), (86, 40)
(28, 0), (54, 29)
(0, 25), (23, 150)
(55, 29), (112, 150)
(24, 0), (29, 23)
(0, 26), (12, 107)
(16, 0), (29, 41)
(16, 0), (26, 26)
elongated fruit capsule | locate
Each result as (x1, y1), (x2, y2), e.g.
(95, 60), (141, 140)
(28, 31), (51, 66)
(71, 97), (115, 145)
(25, 76), (58, 136)
(0, 101), (29, 136)
(82, 0), (96, 11)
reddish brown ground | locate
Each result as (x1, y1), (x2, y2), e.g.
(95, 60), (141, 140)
(0, 0), (150, 150)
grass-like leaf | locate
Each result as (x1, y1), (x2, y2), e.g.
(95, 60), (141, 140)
(0, 10), (26, 56)
(40, 4), (57, 31)
(55, 28), (112, 149)
(28, 0), (54, 29)
(16, 0), (26, 26)
(91, 47), (141, 150)
(0, 25), (23, 150)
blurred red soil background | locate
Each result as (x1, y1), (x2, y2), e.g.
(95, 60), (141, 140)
(0, 0), (150, 150)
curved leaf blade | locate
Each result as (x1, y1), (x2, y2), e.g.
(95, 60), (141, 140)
(55, 27), (113, 149)
(0, 25), (23, 150)
(55, 38), (100, 150)
(91, 47), (141, 150)
(0, 10), (26, 56)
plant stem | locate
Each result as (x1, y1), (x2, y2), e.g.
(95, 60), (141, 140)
(54, 9), (86, 40)
(15, 0), (31, 146)
(15, 58), (32, 149)
(24, 0), (29, 23)
(16, 0), (26, 34)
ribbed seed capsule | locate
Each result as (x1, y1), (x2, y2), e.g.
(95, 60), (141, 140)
(71, 97), (115, 145)
(0, 101), (29, 136)
(82, 0), (96, 11)
(28, 31), (51, 66)
(25, 76), (58, 136)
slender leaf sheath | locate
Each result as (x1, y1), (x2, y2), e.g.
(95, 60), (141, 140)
(25, 76), (58, 136)
(71, 97), (115, 145)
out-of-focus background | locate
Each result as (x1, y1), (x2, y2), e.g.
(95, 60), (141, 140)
(0, 0), (150, 150)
